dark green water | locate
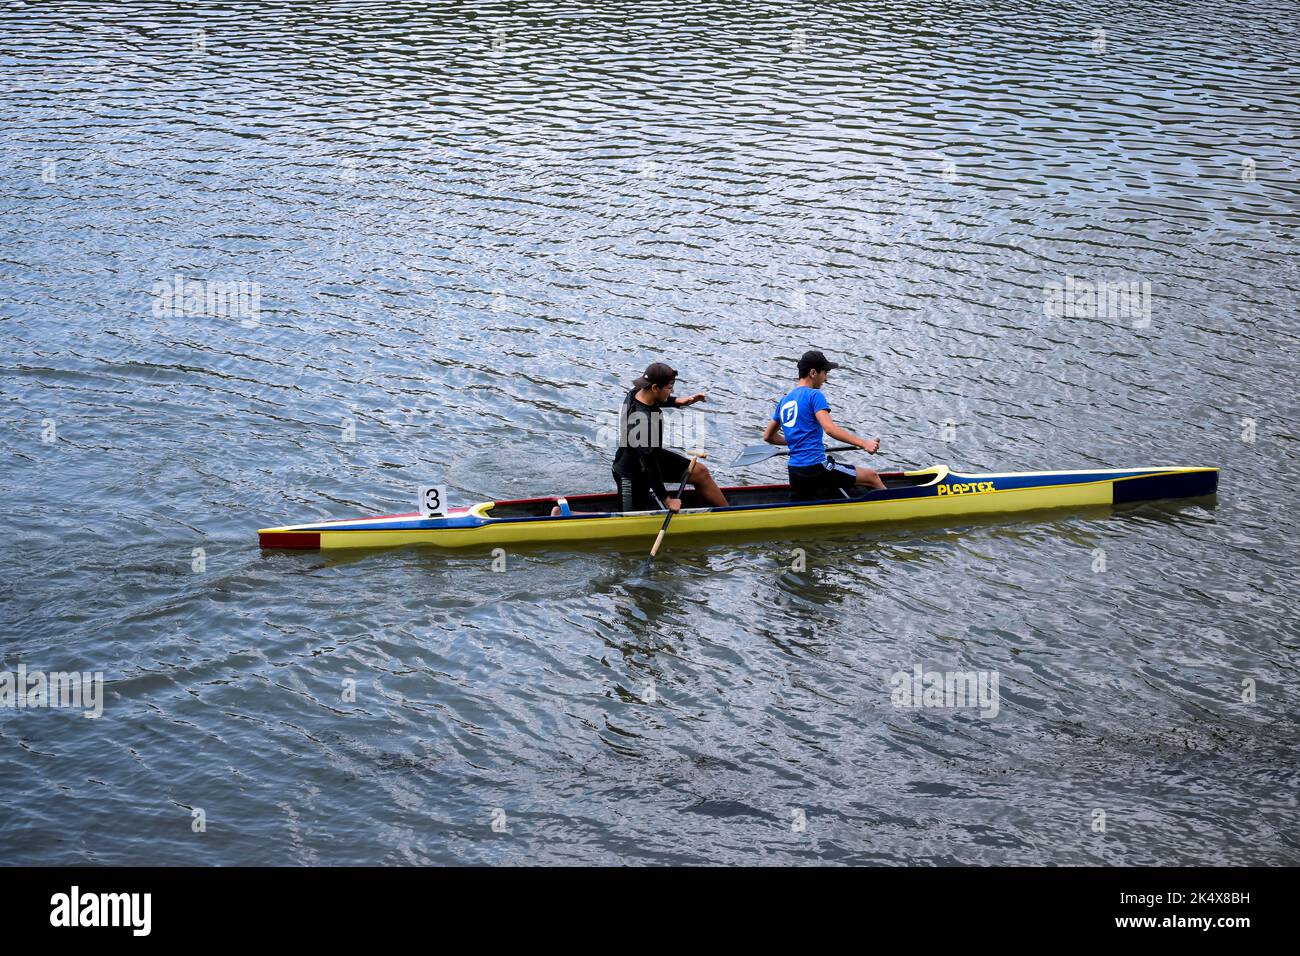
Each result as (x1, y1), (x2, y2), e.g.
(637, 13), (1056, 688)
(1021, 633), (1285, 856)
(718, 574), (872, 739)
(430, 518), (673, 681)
(1, 0), (1297, 864)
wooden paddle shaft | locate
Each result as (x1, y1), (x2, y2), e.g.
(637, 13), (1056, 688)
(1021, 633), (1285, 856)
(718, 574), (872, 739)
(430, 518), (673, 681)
(649, 452), (704, 558)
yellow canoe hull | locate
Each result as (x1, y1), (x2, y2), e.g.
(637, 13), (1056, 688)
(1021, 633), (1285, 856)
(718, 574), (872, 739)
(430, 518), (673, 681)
(259, 464), (1218, 552)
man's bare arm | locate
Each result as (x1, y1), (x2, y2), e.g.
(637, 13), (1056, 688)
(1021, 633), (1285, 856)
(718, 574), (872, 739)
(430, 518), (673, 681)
(815, 409), (880, 453)
(762, 419), (787, 445)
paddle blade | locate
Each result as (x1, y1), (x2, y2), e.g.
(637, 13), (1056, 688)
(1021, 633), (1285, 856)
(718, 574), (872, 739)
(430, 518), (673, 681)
(731, 444), (783, 468)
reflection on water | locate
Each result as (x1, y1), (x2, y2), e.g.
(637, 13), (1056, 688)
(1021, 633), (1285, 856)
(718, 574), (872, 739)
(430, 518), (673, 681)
(1, 0), (1296, 864)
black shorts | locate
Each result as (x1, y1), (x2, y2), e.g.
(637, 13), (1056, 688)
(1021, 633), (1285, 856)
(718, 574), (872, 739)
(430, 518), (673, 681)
(788, 458), (858, 502)
(613, 449), (693, 511)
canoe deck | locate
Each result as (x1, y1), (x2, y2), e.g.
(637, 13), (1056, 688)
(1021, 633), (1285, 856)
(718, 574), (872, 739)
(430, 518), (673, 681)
(486, 470), (936, 519)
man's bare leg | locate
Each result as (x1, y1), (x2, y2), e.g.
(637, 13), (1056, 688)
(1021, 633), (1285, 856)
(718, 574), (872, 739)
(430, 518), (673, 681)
(855, 466), (886, 491)
(689, 463), (729, 507)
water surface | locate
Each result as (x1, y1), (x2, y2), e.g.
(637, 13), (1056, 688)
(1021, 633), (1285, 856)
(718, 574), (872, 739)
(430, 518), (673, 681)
(1, 0), (1297, 865)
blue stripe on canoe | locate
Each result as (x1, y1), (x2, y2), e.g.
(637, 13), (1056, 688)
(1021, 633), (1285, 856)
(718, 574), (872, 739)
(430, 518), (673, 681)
(296, 469), (1195, 532)
(295, 514), (486, 532)
(981, 469), (1158, 491)
(298, 512), (622, 533)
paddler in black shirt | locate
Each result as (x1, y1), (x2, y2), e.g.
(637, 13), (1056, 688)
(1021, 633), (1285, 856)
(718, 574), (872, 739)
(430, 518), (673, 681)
(613, 362), (729, 512)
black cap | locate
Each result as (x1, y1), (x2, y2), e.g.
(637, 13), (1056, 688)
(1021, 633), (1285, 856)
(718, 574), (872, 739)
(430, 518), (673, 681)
(798, 350), (840, 376)
(633, 361), (678, 389)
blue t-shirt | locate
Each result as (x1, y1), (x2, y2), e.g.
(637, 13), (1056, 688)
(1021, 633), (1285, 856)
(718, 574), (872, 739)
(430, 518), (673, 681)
(773, 386), (830, 467)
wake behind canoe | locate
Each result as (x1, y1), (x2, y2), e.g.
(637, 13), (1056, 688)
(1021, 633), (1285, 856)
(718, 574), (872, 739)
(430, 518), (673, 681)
(258, 464), (1218, 552)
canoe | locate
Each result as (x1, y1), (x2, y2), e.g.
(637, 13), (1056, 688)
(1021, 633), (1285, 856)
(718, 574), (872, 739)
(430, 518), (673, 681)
(258, 463), (1218, 551)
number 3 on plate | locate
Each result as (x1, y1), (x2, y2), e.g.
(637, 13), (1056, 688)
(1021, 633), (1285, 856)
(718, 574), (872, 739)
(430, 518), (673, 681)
(419, 484), (448, 518)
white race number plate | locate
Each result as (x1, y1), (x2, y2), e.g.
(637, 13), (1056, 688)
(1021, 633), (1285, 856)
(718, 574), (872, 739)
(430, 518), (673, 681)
(418, 485), (449, 518)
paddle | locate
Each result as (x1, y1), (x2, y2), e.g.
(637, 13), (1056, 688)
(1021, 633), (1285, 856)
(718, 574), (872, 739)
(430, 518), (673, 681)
(731, 443), (856, 468)
(646, 452), (704, 563)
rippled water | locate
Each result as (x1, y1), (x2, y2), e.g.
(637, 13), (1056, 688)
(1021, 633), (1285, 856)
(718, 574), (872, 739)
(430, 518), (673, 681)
(2, 1), (1298, 865)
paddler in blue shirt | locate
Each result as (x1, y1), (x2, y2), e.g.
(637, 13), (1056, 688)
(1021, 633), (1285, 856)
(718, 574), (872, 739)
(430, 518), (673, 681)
(613, 362), (729, 512)
(761, 350), (885, 501)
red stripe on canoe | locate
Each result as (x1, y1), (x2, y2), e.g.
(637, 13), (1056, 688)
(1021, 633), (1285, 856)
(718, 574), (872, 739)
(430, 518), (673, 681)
(259, 531), (321, 549)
